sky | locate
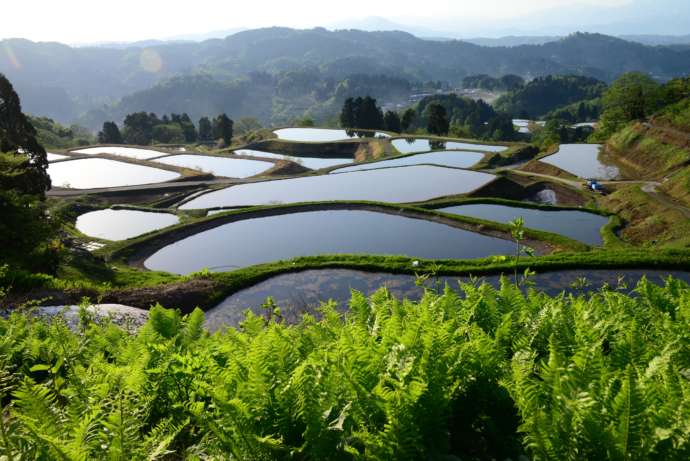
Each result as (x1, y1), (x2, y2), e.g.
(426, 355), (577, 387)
(1, 0), (688, 44)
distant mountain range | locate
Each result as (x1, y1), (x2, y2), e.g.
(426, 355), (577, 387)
(2, 28), (690, 127)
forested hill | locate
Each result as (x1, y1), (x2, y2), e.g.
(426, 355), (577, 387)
(3, 29), (690, 125)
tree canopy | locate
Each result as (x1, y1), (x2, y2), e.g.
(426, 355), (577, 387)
(0, 74), (50, 196)
(213, 114), (234, 147)
(0, 73), (56, 270)
(426, 103), (449, 136)
(339, 97), (384, 130)
(98, 121), (122, 144)
(494, 75), (607, 119)
(462, 74), (525, 91)
(595, 72), (663, 138)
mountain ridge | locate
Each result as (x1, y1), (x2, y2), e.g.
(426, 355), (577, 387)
(2, 28), (690, 125)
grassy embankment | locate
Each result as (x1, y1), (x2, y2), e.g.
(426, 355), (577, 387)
(1, 195), (655, 311)
(606, 123), (690, 179)
(22, 131), (683, 308)
(601, 119), (690, 246)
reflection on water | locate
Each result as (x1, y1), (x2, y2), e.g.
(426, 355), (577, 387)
(330, 151), (484, 174)
(145, 209), (515, 274)
(532, 189), (558, 205)
(205, 268), (690, 329)
(179, 165), (496, 209)
(48, 158), (180, 189)
(235, 149), (353, 170)
(76, 209), (179, 241)
(392, 138), (508, 154)
(153, 154), (273, 178)
(274, 128), (390, 142)
(72, 146), (167, 160)
(438, 203), (608, 245)
(541, 144), (619, 179)
(47, 153), (68, 161)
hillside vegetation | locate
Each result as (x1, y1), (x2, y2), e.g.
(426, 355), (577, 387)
(494, 75), (606, 118)
(606, 123), (690, 177)
(3, 31), (690, 126)
(1, 279), (690, 459)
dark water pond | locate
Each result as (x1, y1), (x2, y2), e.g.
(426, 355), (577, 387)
(541, 144), (619, 179)
(205, 268), (690, 329)
(234, 149), (352, 170)
(153, 154), (273, 178)
(144, 209), (515, 274)
(392, 138), (508, 154)
(330, 151), (485, 174)
(438, 204), (609, 245)
(48, 158), (180, 189)
(273, 128), (390, 142)
(76, 209), (180, 241)
(179, 165), (495, 209)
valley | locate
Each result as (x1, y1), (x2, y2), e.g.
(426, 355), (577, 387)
(2, 16), (690, 458)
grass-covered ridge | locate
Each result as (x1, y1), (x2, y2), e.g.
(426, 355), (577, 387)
(1, 278), (690, 459)
(605, 122), (690, 178)
(103, 200), (592, 269)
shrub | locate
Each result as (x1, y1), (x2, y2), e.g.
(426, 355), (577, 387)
(1, 278), (689, 459)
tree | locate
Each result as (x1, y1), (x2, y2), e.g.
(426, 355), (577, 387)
(97, 121), (122, 144)
(486, 114), (516, 141)
(296, 116), (315, 127)
(383, 111), (401, 133)
(123, 112), (158, 145)
(596, 72), (662, 139)
(500, 74), (525, 91)
(198, 117), (213, 141)
(401, 108), (416, 132)
(340, 98), (356, 128)
(494, 75), (607, 118)
(603, 72), (661, 121)
(0, 74), (50, 195)
(427, 103), (449, 136)
(213, 114), (234, 146)
(356, 96), (384, 130)
(0, 73), (55, 270)
(178, 113), (197, 143)
(152, 124), (184, 144)
(234, 117), (263, 135)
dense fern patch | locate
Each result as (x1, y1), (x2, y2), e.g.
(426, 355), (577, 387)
(1, 278), (689, 459)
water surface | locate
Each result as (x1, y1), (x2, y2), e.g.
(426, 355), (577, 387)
(145, 209), (515, 274)
(330, 151), (484, 173)
(439, 204), (608, 245)
(47, 153), (68, 161)
(235, 149), (352, 170)
(274, 128), (389, 142)
(76, 209), (180, 241)
(72, 146), (167, 160)
(206, 269), (690, 328)
(153, 154), (273, 178)
(48, 158), (180, 189)
(541, 144), (619, 179)
(513, 119), (531, 134)
(393, 138), (508, 154)
(180, 166), (495, 209)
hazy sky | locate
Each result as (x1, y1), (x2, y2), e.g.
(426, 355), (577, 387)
(1, 0), (687, 43)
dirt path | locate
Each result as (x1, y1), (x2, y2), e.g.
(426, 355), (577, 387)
(505, 167), (690, 218)
(506, 169), (585, 189)
(640, 182), (690, 219)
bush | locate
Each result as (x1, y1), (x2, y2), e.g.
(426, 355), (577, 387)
(1, 278), (689, 459)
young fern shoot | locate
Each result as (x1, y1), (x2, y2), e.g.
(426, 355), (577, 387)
(509, 217), (535, 286)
